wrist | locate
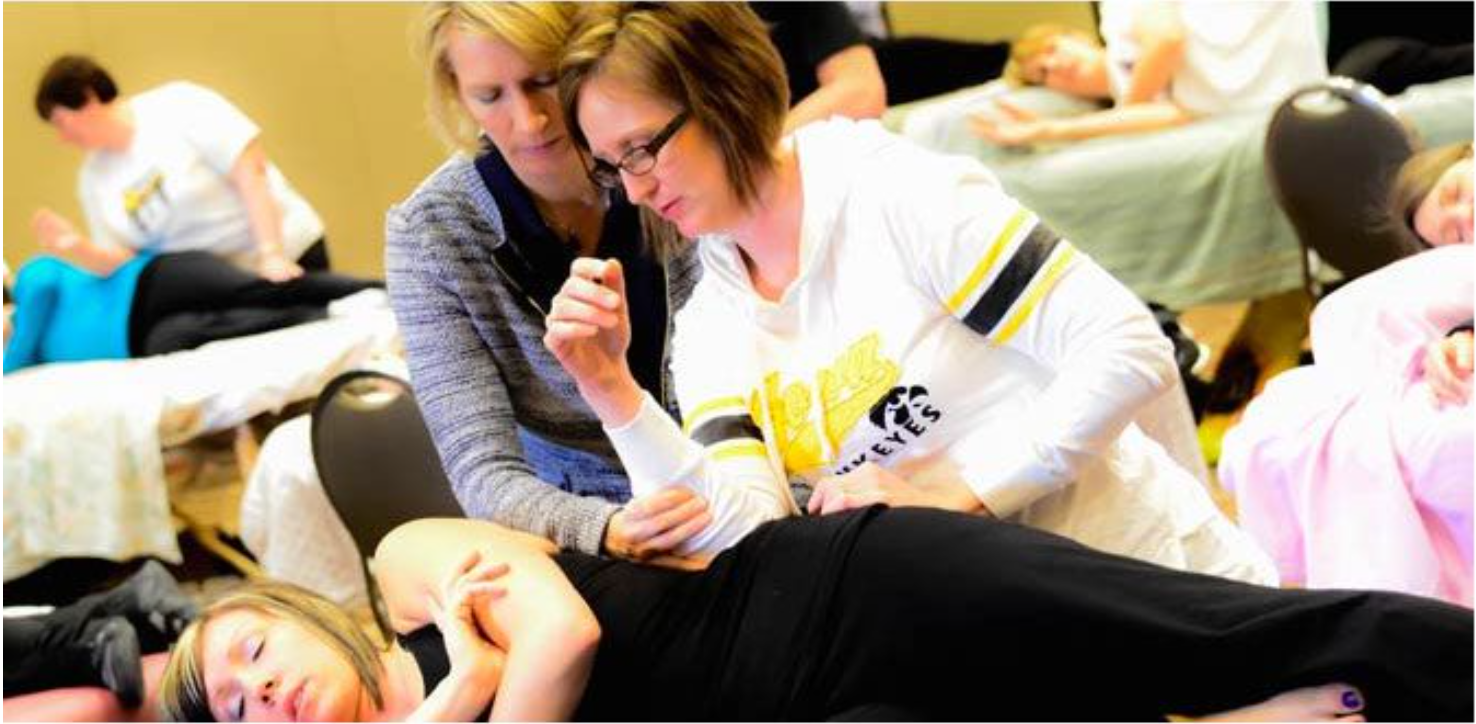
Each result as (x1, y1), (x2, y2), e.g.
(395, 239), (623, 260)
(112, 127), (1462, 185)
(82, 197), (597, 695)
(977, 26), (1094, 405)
(447, 659), (501, 697)
(578, 368), (644, 427)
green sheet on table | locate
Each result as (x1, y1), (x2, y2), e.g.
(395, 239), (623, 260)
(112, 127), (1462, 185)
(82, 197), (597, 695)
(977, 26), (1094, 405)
(884, 77), (1474, 308)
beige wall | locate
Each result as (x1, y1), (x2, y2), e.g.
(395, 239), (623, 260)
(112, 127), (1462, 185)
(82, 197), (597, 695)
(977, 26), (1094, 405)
(888, 1), (1096, 43)
(4, 2), (1095, 278)
(4, 2), (445, 278)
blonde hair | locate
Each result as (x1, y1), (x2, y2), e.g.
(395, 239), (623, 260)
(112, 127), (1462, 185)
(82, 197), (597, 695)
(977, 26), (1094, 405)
(558, 2), (788, 209)
(159, 581), (386, 722)
(418, 2), (579, 152)
(1388, 141), (1474, 242)
(1003, 24), (1100, 86)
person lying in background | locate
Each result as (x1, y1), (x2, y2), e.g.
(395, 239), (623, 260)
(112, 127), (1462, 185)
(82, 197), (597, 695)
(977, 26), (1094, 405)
(971, 0), (1325, 146)
(33, 55), (328, 281)
(385, 3), (709, 562)
(162, 509), (1474, 721)
(3, 249), (380, 375)
(547, 2), (1271, 582)
(1221, 142), (1474, 605)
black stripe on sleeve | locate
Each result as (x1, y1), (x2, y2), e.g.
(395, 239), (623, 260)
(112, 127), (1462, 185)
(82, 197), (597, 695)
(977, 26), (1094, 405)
(960, 221), (1062, 337)
(690, 413), (764, 447)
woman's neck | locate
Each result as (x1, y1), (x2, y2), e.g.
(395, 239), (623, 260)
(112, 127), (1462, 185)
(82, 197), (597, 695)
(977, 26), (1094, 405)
(533, 189), (605, 258)
(731, 144), (803, 302)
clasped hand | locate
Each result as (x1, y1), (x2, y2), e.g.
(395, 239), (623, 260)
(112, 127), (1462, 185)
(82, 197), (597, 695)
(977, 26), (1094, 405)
(428, 549), (511, 690)
(545, 257), (633, 395)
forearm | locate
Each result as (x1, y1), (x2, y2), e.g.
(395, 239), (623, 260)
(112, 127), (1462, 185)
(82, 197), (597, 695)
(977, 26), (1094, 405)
(410, 668), (499, 722)
(230, 142), (287, 260)
(389, 241), (620, 552)
(1122, 37), (1184, 104)
(956, 262), (1177, 515)
(491, 617), (599, 721)
(604, 392), (795, 553)
(785, 78), (888, 134)
(51, 235), (135, 277)
(785, 44), (887, 134)
(1037, 101), (1193, 142)
(574, 365), (645, 428)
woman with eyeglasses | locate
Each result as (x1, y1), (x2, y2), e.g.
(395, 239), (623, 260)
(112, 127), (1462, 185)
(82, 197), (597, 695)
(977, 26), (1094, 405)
(384, 2), (710, 565)
(544, 3), (1272, 584)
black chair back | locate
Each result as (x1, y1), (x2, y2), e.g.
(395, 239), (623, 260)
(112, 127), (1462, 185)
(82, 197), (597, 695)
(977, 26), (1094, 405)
(311, 369), (463, 639)
(1265, 78), (1424, 296)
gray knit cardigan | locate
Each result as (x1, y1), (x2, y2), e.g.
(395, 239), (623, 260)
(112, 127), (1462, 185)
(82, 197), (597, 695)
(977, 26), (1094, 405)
(385, 155), (701, 554)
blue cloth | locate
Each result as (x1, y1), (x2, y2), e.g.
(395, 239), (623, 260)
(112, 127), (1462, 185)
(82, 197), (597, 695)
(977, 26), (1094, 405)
(4, 254), (153, 374)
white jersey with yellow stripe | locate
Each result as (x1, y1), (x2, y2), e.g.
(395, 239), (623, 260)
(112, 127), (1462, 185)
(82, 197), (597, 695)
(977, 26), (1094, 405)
(606, 119), (1243, 574)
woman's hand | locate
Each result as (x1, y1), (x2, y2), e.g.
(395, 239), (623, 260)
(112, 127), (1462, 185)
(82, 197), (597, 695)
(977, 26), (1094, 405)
(429, 550), (510, 690)
(603, 488), (713, 562)
(1424, 331), (1473, 407)
(256, 250), (304, 282)
(545, 258), (644, 425)
(30, 207), (133, 276)
(31, 207), (83, 256)
(807, 462), (987, 516)
(969, 99), (1053, 147)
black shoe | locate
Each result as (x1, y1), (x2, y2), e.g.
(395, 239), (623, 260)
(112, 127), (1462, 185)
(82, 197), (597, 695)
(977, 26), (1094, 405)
(85, 617), (144, 708)
(91, 560), (199, 653)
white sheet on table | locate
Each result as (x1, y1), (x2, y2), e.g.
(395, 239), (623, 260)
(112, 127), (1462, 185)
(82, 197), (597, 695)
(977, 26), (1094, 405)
(3, 302), (400, 581)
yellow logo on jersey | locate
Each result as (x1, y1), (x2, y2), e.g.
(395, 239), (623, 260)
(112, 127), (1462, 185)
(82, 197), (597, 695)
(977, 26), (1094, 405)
(758, 332), (899, 475)
(122, 173), (165, 215)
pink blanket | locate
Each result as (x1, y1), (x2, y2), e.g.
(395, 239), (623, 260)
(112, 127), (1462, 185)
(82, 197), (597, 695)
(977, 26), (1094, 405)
(1221, 245), (1473, 606)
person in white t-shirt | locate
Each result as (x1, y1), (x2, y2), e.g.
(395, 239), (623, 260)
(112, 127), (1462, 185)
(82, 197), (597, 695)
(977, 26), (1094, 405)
(971, 0), (1327, 146)
(544, 3), (1276, 585)
(31, 55), (326, 281)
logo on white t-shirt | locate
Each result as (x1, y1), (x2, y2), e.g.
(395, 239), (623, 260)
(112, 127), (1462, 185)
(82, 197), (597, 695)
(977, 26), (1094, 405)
(122, 170), (170, 234)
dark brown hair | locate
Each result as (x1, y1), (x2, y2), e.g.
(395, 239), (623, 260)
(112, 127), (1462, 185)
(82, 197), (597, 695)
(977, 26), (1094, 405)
(35, 54), (118, 121)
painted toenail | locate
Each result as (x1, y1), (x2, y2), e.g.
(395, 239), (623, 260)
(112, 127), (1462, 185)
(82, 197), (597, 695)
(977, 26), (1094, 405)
(1342, 689), (1363, 710)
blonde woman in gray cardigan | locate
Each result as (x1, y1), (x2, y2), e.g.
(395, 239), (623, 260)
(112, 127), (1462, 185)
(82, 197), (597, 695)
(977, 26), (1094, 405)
(386, 3), (704, 564)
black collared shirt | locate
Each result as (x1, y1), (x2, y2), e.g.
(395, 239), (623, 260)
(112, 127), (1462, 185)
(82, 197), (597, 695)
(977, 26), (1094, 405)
(475, 146), (669, 401)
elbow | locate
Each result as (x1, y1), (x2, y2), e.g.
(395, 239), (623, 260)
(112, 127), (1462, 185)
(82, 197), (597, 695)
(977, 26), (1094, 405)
(856, 79), (888, 120)
(1141, 332), (1179, 396)
(845, 75), (888, 120)
(556, 610), (602, 661)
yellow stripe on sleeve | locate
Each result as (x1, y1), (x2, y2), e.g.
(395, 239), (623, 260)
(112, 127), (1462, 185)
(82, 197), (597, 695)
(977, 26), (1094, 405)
(990, 243), (1077, 345)
(710, 438), (768, 462)
(944, 207), (1032, 313)
(683, 395), (749, 435)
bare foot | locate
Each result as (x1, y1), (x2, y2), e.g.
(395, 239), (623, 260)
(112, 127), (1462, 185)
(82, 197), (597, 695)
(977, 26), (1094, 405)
(1193, 684), (1365, 722)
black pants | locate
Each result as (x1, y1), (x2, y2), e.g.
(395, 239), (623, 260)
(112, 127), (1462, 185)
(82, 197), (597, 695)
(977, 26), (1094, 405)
(574, 508), (1472, 721)
(126, 250), (381, 356)
(809, 509), (1473, 721)
(871, 36), (1010, 105)
(296, 237), (332, 273)
(1334, 38), (1474, 96)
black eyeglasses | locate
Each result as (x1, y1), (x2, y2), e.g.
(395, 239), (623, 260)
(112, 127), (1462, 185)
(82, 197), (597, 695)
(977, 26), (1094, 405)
(588, 111), (689, 190)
